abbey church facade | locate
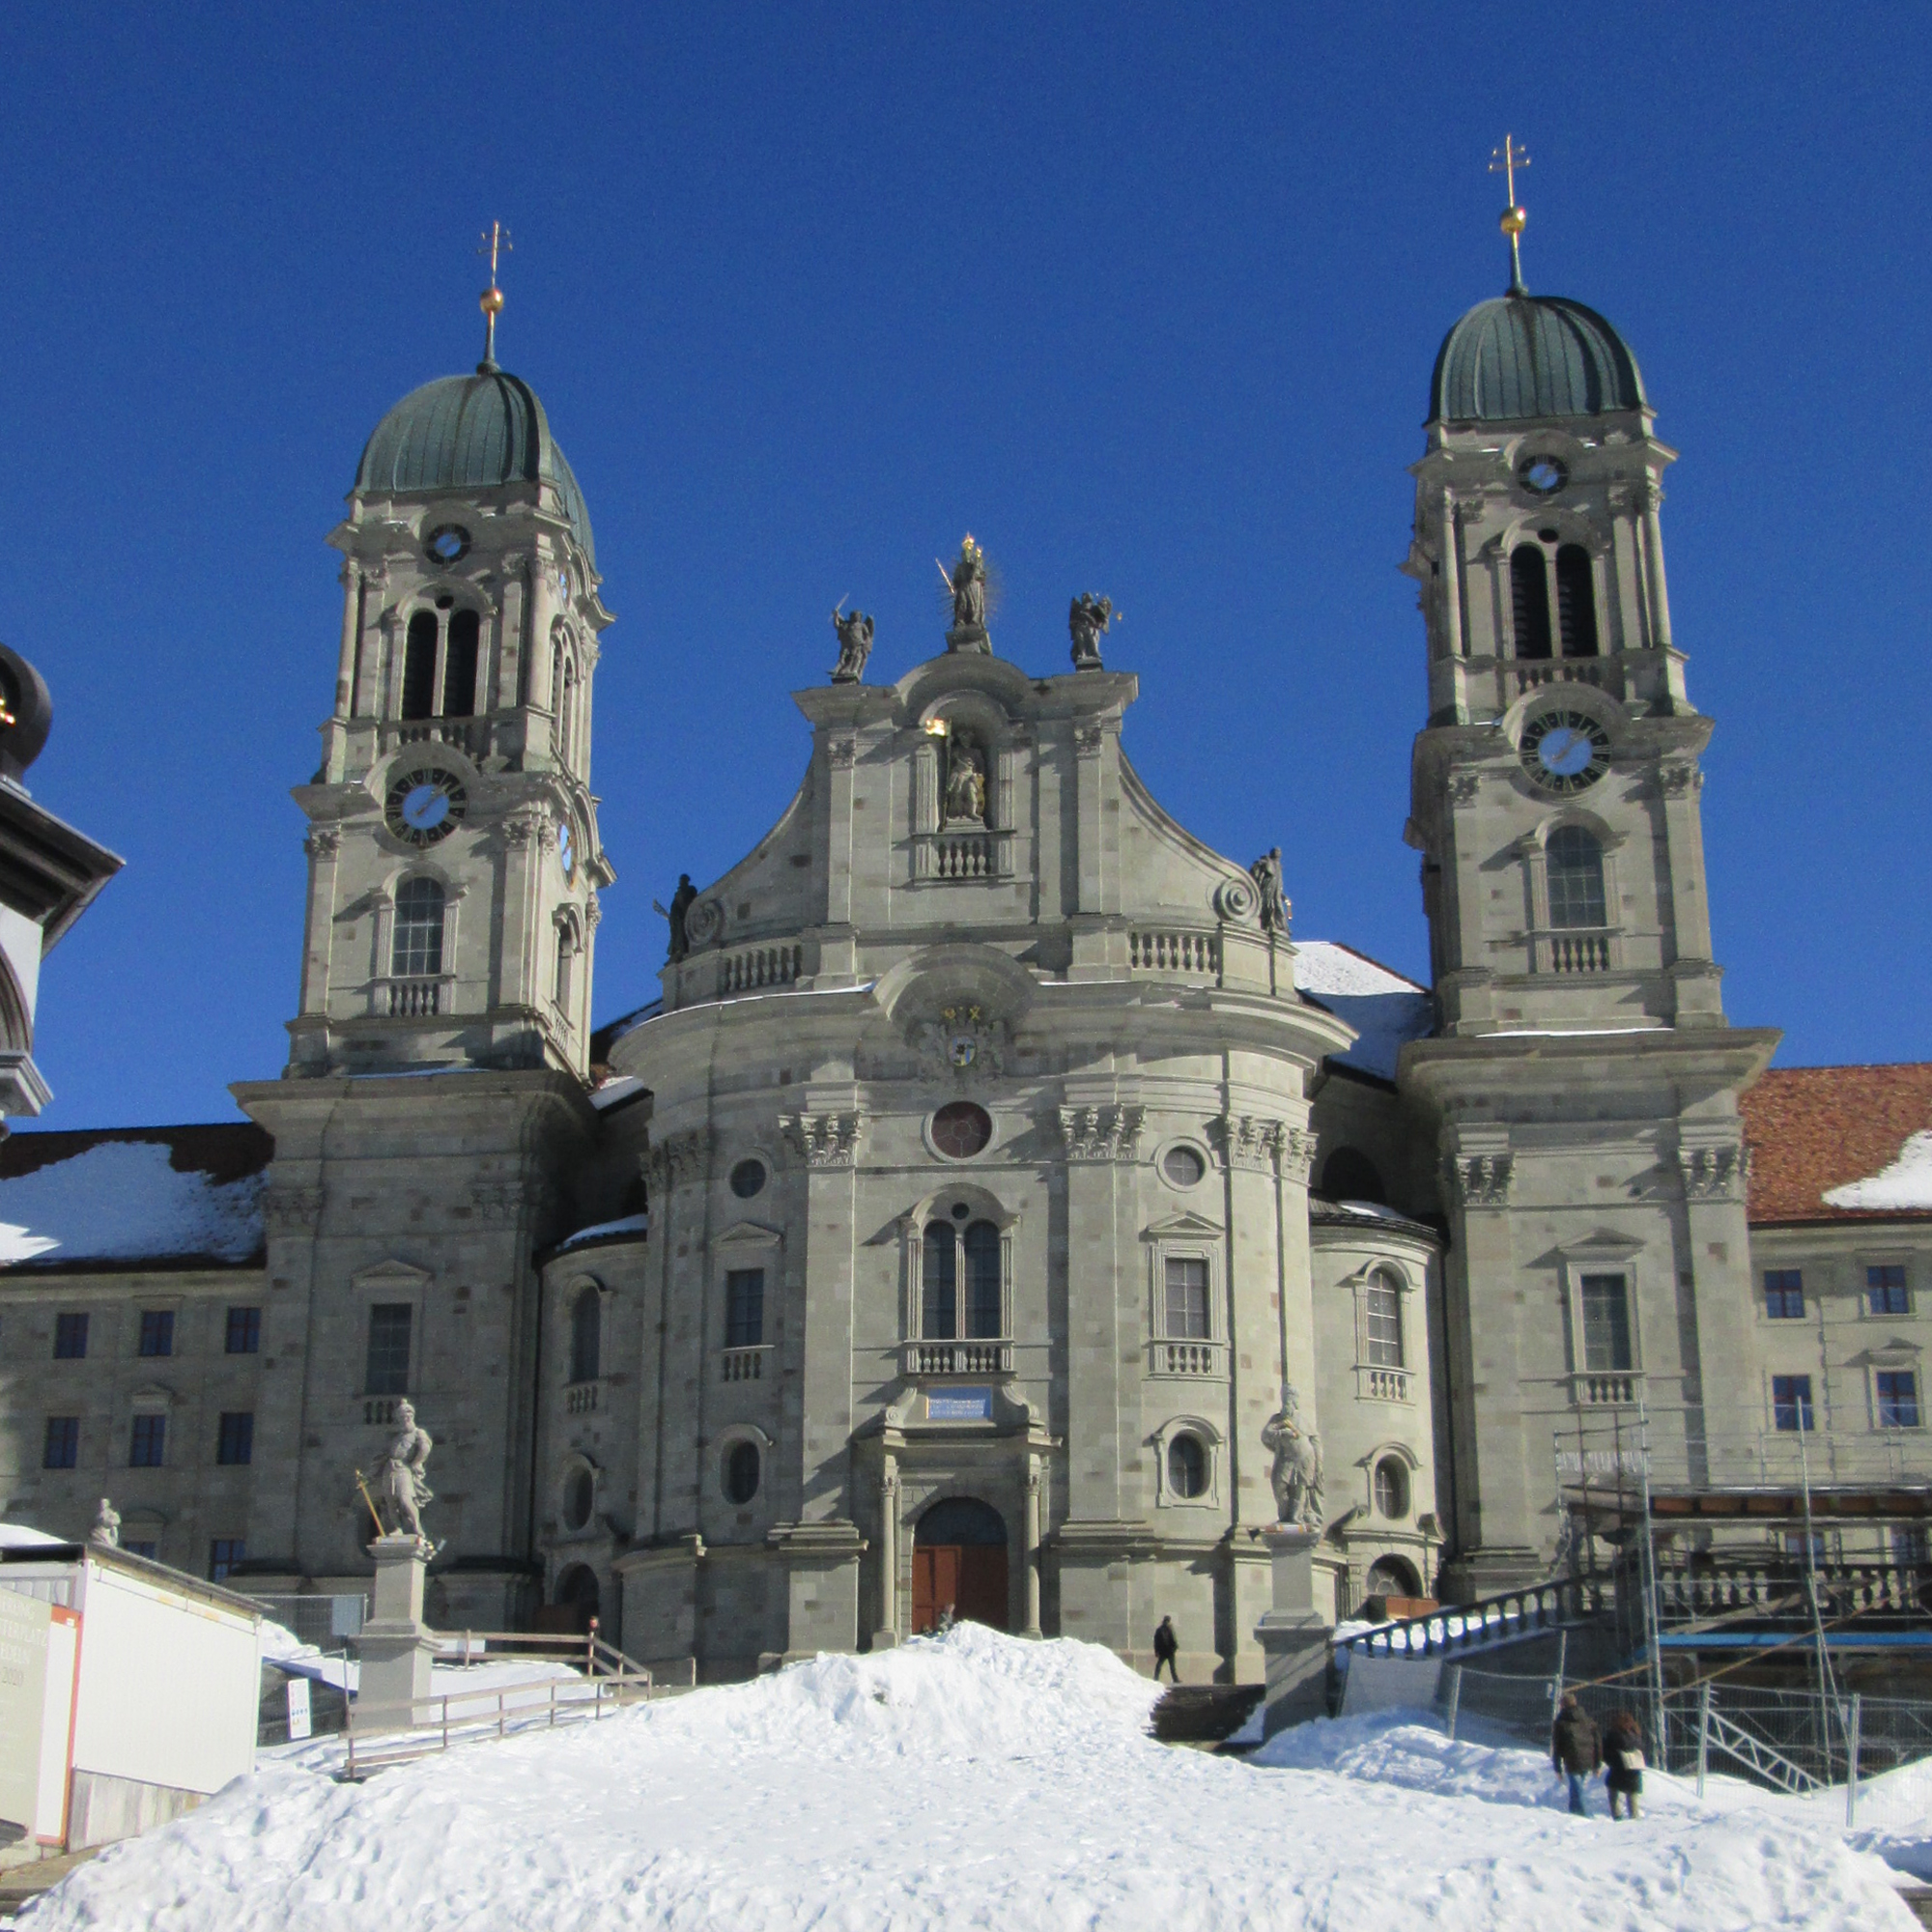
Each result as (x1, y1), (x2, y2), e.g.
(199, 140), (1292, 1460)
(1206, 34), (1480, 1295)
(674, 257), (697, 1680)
(2, 262), (1927, 1683)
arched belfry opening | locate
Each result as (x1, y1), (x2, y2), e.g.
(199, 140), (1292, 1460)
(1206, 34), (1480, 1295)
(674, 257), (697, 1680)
(912, 1496), (1009, 1634)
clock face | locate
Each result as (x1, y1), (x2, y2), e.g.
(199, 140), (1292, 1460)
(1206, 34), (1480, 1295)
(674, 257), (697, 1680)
(1520, 710), (1610, 794)
(557, 818), (576, 881)
(384, 766), (468, 846)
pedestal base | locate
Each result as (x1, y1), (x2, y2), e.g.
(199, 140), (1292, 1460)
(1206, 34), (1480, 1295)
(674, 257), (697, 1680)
(1254, 1525), (1333, 1739)
(359, 1535), (436, 1727)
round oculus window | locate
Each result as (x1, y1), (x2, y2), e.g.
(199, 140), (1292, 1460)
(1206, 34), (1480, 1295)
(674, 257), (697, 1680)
(1519, 456), (1567, 496)
(1162, 1145), (1207, 1188)
(728, 1158), (767, 1200)
(425, 524), (470, 564)
(724, 1440), (761, 1505)
(384, 766), (468, 846)
(1520, 709), (1610, 795)
(930, 1101), (993, 1160)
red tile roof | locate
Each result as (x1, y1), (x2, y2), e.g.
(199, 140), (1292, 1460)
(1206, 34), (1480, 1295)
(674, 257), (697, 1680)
(1740, 1065), (1932, 1226)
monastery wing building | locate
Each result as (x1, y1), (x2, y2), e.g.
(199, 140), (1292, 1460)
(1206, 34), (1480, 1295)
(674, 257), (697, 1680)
(1, 255), (1927, 1684)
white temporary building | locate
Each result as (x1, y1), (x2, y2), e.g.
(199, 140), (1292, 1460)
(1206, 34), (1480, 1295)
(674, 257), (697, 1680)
(0, 1528), (260, 1852)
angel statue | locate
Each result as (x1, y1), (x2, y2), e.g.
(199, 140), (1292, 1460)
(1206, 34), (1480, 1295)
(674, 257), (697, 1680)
(1067, 593), (1115, 670)
(1261, 1389), (1324, 1531)
(370, 1400), (435, 1540)
(831, 607), (873, 684)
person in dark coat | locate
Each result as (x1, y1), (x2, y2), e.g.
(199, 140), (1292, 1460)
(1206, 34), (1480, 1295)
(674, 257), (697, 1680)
(1152, 1615), (1179, 1683)
(1551, 1691), (1601, 1816)
(1604, 1711), (1645, 1820)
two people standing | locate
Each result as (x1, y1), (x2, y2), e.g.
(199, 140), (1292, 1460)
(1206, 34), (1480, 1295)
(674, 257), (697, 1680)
(1551, 1692), (1645, 1820)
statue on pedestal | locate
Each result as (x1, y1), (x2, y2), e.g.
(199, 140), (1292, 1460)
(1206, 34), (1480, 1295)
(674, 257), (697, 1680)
(89, 1497), (120, 1548)
(370, 1400), (435, 1540)
(940, 536), (991, 649)
(1249, 847), (1289, 935)
(831, 607), (873, 683)
(1067, 593), (1116, 669)
(943, 734), (988, 826)
(662, 873), (697, 963)
(1261, 1388), (1323, 1531)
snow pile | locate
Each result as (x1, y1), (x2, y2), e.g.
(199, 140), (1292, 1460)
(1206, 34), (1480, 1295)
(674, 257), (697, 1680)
(1293, 940), (1435, 1082)
(0, 1140), (264, 1266)
(1824, 1128), (1932, 1211)
(25, 1630), (1916, 1931)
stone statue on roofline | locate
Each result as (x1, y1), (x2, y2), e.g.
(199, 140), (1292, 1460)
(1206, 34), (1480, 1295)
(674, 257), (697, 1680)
(1261, 1388), (1323, 1531)
(1067, 593), (1116, 670)
(1249, 847), (1289, 935)
(942, 535), (990, 650)
(663, 873), (697, 963)
(831, 607), (873, 683)
(369, 1400), (435, 1541)
(89, 1497), (120, 1548)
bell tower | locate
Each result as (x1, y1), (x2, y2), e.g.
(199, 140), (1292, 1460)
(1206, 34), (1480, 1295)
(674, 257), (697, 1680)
(286, 268), (613, 1079)
(1399, 157), (1778, 1599)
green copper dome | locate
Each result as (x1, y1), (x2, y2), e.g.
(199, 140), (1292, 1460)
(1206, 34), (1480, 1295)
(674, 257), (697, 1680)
(1429, 294), (1645, 425)
(354, 368), (595, 566)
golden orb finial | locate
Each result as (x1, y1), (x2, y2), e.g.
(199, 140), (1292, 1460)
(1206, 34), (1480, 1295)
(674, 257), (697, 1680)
(1489, 135), (1532, 294)
(475, 220), (513, 368)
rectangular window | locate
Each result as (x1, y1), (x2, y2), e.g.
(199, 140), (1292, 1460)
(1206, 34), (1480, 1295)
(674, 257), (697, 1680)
(724, 1269), (765, 1350)
(1579, 1274), (1634, 1373)
(225, 1306), (261, 1354)
(1764, 1269), (1805, 1321)
(53, 1312), (88, 1360)
(216, 1411), (254, 1464)
(1783, 1530), (1827, 1564)
(1893, 1527), (1928, 1569)
(209, 1538), (245, 1582)
(365, 1304), (412, 1395)
(1164, 1258), (1211, 1340)
(123, 1540), (158, 1560)
(42, 1415), (79, 1469)
(1868, 1265), (1910, 1317)
(1772, 1374), (1814, 1434)
(1363, 1274), (1405, 1368)
(129, 1413), (166, 1467)
(1877, 1371), (1921, 1430)
(138, 1309), (175, 1357)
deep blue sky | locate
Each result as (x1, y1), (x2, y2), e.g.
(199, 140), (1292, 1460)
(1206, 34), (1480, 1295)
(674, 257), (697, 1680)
(5, 4), (1927, 1127)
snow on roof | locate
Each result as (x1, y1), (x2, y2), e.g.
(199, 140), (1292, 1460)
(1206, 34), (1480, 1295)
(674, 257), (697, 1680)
(0, 1124), (271, 1270)
(0, 1520), (67, 1548)
(1293, 941), (1435, 1083)
(588, 1073), (648, 1113)
(1742, 1064), (1932, 1225)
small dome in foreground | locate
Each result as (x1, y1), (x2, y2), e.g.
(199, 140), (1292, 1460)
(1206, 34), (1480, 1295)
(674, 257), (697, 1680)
(1429, 294), (1645, 425)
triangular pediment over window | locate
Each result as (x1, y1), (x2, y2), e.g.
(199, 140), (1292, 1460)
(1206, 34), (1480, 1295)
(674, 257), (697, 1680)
(353, 1258), (432, 1292)
(715, 1220), (784, 1250)
(1141, 1210), (1223, 1240)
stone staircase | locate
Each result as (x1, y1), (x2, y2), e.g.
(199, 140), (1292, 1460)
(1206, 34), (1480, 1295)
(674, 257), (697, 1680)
(1151, 1683), (1264, 1748)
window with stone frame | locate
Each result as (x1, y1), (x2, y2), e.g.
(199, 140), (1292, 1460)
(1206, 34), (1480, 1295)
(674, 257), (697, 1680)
(1868, 1264), (1911, 1317)
(53, 1312), (88, 1360)
(43, 1415), (78, 1469)
(129, 1413), (166, 1467)
(724, 1269), (765, 1350)
(1546, 826), (1607, 930)
(1579, 1273), (1634, 1373)
(365, 1303), (412, 1395)
(1763, 1269), (1804, 1321)
(570, 1286), (601, 1382)
(391, 877), (445, 978)
(919, 1215), (1006, 1340)
(216, 1411), (254, 1465)
(1163, 1257), (1210, 1340)
(1363, 1271), (1405, 1368)
(1877, 1370), (1921, 1430)
(1772, 1374), (1814, 1434)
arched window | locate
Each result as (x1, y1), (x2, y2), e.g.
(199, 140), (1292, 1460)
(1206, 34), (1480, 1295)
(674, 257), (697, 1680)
(724, 1439), (761, 1505)
(963, 1221), (1001, 1339)
(442, 609), (480, 716)
(1365, 1554), (1422, 1600)
(1167, 1434), (1208, 1500)
(569, 1286), (600, 1384)
(554, 921), (579, 1014)
(1555, 546), (1598, 658)
(401, 611), (438, 720)
(1510, 546), (1552, 660)
(923, 1222), (957, 1338)
(1364, 1271), (1405, 1369)
(1546, 825), (1607, 929)
(391, 877), (444, 977)
(563, 1465), (594, 1529)
(1321, 1148), (1386, 1205)
(557, 657), (576, 767)
(1374, 1456), (1410, 1519)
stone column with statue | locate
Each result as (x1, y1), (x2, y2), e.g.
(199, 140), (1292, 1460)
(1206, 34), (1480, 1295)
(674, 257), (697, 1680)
(355, 1401), (440, 1725)
(1255, 1386), (1332, 1737)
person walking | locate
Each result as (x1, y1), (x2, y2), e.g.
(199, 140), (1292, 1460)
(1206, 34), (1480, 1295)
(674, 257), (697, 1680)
(1551, 1691), (1601, 1817)
(1604, 1711), (1645, 1820)
(1152, 1615), (1179, 1683)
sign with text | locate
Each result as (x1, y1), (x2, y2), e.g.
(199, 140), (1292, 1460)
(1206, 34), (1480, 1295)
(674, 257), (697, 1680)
(926, 1388), (992, 1422)
(285, 1677), (312, 1742)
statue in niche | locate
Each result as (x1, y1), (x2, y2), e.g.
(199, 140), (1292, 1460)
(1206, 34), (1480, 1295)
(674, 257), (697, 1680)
(1261, 1388), (1324, 1531)
(831, 607), (873, 684)
(89, 1497), (121, 1548)
(1249, 846), (1288, 934)
(661, 873), (697, 962)
(943, 733), (988, 825)
(942, 535), (988, 639)
(370, 1400), (435, 1540)
(1067, 593), (1116, 669)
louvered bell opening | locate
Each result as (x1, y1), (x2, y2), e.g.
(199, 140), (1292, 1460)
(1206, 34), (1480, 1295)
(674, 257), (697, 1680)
(1556, 546), (1599, 658)
(1511, 546), (1552, 659)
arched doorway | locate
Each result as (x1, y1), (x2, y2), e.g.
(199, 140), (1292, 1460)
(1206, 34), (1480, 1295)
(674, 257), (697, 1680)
(1364, 1555), (1422, 1602)
(552, 1562), (601, 1634)
(912, 1496), (1009, 1634)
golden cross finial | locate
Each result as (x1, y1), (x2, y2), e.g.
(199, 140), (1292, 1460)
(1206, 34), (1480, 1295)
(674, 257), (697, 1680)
(476, 221), (512, 368)
(1490, 135), (1530, 294)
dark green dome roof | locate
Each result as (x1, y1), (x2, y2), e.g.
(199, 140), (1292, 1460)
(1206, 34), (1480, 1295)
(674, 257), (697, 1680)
(355, 368), (595, 566)
(1429, 294), (1645, 425)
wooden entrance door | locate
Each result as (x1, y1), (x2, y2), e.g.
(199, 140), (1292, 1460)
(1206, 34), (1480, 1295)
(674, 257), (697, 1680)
(912, 1543), (1009, 1634)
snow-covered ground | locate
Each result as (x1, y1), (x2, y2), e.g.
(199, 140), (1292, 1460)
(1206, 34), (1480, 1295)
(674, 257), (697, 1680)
(20, 1629), (1920, 1930)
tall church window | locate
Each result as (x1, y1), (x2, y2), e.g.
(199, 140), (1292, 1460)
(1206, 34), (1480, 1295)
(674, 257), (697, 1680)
(1164, 1257), (1211, 1340)
(391, 878), (445, 977)
(1555, 546), (1599, 657)
(922, 1223), (956, 1338)
(1364, 1271), (1405, 1368)
(366, 1304), (412, 1395)
(724, 1269), (765, 1349)
(963, 1221), (1002, 1339)
(442, 609), (480, 717)
(569, 1287), (600, 1383)
(401, 611), (438, 720)
(1510, 546), (1552, 659)
(1546, 826), (1606, 929)
(554, 920), (579, 1014)
(1580, 1274), (1634, 1374)
(557, 658), (577, 767)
